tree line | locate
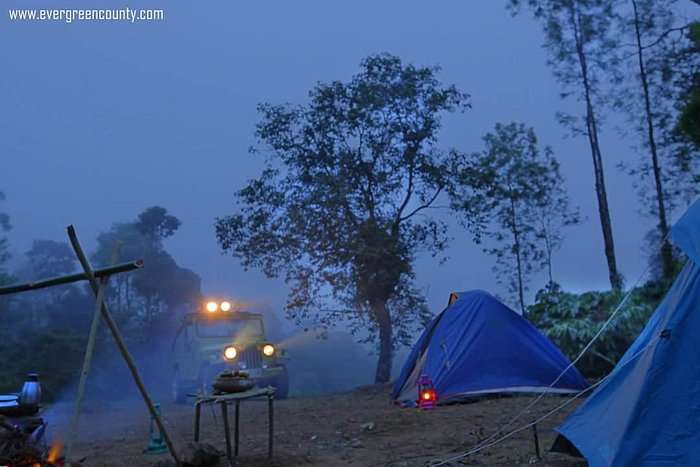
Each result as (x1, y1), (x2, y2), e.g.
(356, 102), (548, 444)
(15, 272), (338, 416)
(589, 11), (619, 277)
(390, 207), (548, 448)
(216, 0), (699, 383)
(0, 203), (200, 397)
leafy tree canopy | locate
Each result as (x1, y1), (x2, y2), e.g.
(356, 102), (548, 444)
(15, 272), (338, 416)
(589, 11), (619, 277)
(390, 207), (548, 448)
(216, 54), (469, 382)
(678, 22), (700, 148)
(450, 123), (578, 313)
(93, 207), (200, 335)
(135, 206), (181, 250)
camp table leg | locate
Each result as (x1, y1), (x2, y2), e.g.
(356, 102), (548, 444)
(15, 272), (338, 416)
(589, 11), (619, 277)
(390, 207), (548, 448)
(194, 401), (202, 442)
(220, 401), (233, 466)
(234, 399), (240, 456)
(268, 394), (274, 458)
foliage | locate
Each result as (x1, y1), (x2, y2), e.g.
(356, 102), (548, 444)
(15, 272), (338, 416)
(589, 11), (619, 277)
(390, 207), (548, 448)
(0, 305), (89, 400)
(135, 206), (181, 251)
(92, 207), (201, 337)
(451, 123), (578, 313)
(215, 54), (469, 382)
(528, 279), (671, 376)
(677, 22), (700, 149)
(0, 206), (200, 401)
(679, 87), (700, 147)
(657, 19), (700, 204)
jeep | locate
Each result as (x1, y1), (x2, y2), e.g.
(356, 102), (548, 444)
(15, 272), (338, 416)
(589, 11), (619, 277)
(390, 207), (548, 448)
(171, 300), (289, 402)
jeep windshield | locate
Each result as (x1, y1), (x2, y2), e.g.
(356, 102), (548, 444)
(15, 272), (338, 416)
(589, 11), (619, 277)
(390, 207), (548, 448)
(195, 318), (263, 338)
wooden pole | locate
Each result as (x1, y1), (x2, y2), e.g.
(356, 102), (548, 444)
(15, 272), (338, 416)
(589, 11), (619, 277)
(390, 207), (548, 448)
(66, 226), (180, 465)
(532, 423), (541, 460)
(66, 241), (123, 463)
(0, 261), (143, 296)
(64, 279), (106, 463)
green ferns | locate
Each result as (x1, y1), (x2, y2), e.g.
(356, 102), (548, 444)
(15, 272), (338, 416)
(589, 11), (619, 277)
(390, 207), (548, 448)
(527, 280), (671, 376)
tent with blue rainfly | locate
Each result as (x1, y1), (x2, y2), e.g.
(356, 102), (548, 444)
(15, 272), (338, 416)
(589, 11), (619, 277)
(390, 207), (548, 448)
(392, 290), (588, 404)
(555, 198), (700, 467)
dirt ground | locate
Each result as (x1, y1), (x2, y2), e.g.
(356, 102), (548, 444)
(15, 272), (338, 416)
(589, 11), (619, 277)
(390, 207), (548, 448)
(44, 385), (587, 467)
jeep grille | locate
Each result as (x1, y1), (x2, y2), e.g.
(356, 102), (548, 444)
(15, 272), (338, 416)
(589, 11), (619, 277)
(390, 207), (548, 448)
(240, 347), (262, 368)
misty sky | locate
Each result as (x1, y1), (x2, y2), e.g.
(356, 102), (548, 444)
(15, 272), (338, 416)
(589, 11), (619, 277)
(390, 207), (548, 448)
(2, 0), (686, 318)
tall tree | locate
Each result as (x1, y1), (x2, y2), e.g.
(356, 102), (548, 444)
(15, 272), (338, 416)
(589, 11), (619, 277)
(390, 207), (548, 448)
(135, 206), (181, 251)
(451, 123), (575, 313)
(630, 0), (673, 277)
(216, 54), (469, 383)
(536, 159), (581, 287)
(614, 0), (696, 280)
(510, 0), (623, 290)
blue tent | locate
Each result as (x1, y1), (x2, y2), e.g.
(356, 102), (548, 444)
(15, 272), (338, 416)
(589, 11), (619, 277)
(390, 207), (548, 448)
(556, 198), (700, 467)
(392, 290), (588, 404)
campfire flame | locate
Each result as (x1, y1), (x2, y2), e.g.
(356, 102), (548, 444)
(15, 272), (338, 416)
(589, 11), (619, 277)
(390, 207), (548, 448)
(46, 440), (63, 464)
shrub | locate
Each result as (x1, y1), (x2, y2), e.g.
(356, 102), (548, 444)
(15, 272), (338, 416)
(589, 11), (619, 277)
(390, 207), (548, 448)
(527, 280), (670, 377)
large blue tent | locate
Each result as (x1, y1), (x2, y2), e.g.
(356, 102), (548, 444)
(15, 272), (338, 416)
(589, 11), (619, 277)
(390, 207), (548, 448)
(392, 290), (588, 404)
(556, 198), (700, 467)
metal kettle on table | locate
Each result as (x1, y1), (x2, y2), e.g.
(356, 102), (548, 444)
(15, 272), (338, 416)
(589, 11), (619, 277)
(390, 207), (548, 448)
(19, 373), (41, 409)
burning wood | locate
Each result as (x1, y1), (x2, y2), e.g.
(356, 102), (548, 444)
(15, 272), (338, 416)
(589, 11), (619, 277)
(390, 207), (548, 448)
(45, 441), (62, 465)
(0, 418), (82, 467)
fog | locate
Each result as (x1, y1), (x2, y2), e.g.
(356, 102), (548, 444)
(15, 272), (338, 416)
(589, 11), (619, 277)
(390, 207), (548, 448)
(1, 0), (676, 316)
(2, 1), (696, 413)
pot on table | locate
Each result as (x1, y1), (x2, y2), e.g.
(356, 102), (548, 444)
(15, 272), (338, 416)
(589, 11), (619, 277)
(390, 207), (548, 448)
(213, 371), (256, 394)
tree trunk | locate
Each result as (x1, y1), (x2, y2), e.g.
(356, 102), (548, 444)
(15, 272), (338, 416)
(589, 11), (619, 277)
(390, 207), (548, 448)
(509, 197), (526, 314)
(571, 7), (622, 290)
(632, 0), (674, 280)
(544, 226), (554, 286)
(372, 299), (393, 384)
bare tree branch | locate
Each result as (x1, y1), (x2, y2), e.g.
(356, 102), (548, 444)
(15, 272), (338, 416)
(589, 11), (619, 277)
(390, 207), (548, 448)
(399, 187), (443, 222)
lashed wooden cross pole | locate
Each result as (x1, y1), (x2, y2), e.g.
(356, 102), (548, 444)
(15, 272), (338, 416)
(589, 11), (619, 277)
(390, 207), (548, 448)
(0, 261), (143, 295)
(66, 225), (180, 466)
(66, 241), (123, 463)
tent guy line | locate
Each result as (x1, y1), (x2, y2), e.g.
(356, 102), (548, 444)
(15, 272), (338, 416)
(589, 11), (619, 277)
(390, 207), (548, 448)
(432, 258), (654, 461)
(555, 198), (700, 465)
(426, 230), (672, 465)
(429, 332), (665, 466)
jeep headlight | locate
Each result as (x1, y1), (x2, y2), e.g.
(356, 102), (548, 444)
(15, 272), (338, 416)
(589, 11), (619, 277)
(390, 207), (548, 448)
(262, 344), (275, 357)
(223, 346), (237, 361)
